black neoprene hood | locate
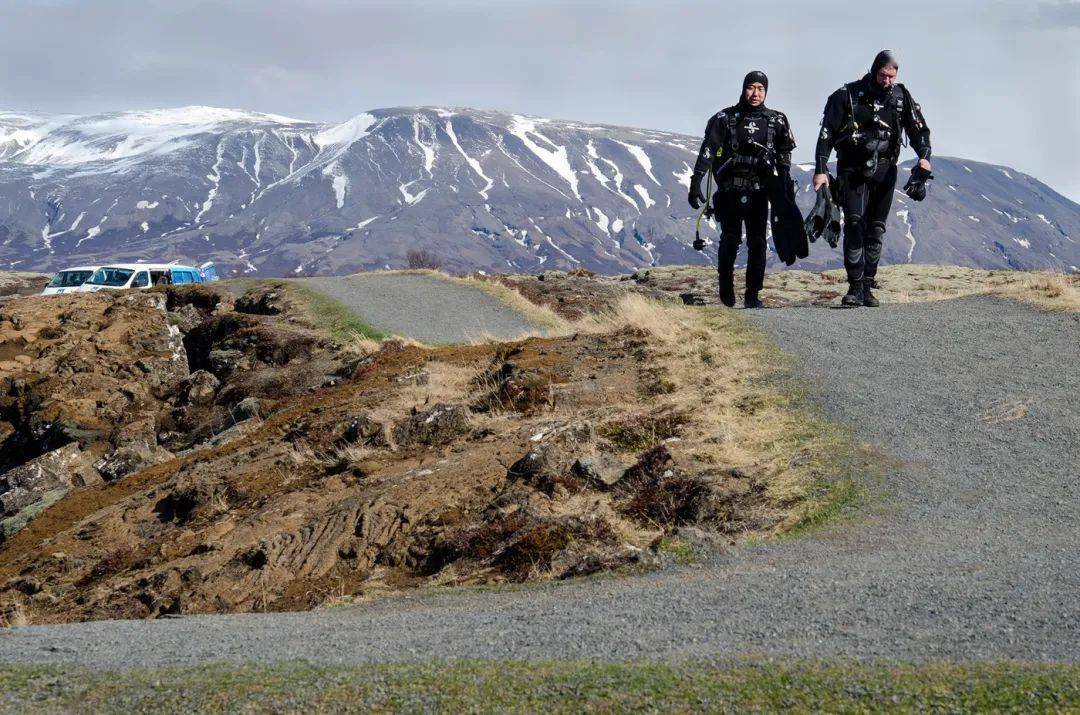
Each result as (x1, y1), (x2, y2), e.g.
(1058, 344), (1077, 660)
(870, 50), (898, 77)
(742, 70), (769, 93)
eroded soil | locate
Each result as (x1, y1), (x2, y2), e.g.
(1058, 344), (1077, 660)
(0, 281), (798, 624)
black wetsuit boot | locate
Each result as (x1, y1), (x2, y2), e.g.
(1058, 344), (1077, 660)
(861, 279), (880, 307)
(841, 281), (864, 307)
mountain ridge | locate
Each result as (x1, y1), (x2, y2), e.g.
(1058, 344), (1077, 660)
(1, 105), (1076, 276)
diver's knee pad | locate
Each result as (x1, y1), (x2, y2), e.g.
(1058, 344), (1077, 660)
(843, 213), (863, 231)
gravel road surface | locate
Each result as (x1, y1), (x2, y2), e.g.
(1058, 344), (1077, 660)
(1, 297), (1076, 667)
(299, 273), (545, 343)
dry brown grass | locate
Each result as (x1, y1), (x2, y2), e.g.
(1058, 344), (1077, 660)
(642, 264), (1080, 312)
(577, 294), (867, 532)
(342, 333), (430, 358)
(459, 276), (574, 336)
(982, 271), (1080, 311)
(789, 265), (1080, 311)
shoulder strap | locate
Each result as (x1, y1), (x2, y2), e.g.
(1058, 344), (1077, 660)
(845, 83), (859, 131)
(727, 111), (740, 151)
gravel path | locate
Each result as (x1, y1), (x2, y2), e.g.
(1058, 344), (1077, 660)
(2, 297), (1076, 667)
(299, 273), (545, 344)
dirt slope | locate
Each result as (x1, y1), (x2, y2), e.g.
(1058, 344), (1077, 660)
(0, 279), (852, 624)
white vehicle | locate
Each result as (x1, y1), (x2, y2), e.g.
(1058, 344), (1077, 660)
(41, 266), (100, 295)
(79, 262), (219, 292)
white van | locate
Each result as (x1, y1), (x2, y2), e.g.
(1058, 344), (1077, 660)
(79, 262), (218, 292)
(41, 266), (100, 295)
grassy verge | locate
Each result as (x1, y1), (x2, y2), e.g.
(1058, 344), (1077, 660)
(0, 659), (1074, 713)
(579, 297), (879, 535)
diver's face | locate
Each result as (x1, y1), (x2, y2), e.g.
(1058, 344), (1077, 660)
(875, 65), (897, 89)
(743, 83), (766, 106)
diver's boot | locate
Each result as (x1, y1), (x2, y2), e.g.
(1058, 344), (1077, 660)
(743, 292), (764, 309)
(718, 269), (736, 308)
(840, 281), (864, 308)
(862, 279), (880, 307)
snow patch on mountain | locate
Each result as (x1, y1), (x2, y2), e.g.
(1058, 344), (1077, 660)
(614, 140), (660, 186)
(896, 209), (917, 262)
(445, 118), (493, 199)
(313, 113), (376, 150)
(633, 184), (656, 209)
(509, 115), (580, 201)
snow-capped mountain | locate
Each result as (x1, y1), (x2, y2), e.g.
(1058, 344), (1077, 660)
(0, 106), (1076, 276)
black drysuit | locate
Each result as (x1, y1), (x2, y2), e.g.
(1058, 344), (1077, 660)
(691, 101), (796, 304)
(814, 75), (931, 282)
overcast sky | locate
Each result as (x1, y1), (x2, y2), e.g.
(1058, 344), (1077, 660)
(2, 0), (1078, 199)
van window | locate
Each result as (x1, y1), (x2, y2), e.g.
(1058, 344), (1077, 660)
(131, 272), (150, 288)
(47, 270), (93, 288)
(171, 270), (187, 285)
(87, 268), (134, 287)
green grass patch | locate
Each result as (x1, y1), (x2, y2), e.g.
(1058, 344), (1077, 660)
(0, 659), (1074, 713)
(656, 536), (697, 565)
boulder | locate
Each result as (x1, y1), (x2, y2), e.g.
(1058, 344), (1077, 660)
(208, 349), (245, 378)
(392, 403), (471, 448)
(333, 413), (392, 448)
(229, 397), (267, 425)
(235, 286), (290, 315)
(96, 443), (173, 482)
(394, 370), (430, 387)
(0, 443), (101, 516)
(508, 421), (597, 492)
(186, 370), (220, 406)
(571, 453), (629, 489)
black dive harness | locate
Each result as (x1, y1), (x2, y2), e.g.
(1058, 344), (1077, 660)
(693, 109), (780, 248)
(838, 83), (906, 178)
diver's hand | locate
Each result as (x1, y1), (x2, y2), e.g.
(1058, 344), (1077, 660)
(812, 173), (829, 191)
(688, 185), (705, 210)
(917, 158), (932, 173)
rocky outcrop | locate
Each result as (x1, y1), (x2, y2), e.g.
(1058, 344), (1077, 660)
(0, 292), (188, 474)
(234, 284), (291, 315)
(0, 443), (100, 517)
(0, 443), (101, 538)
(392, 403), (472, 448)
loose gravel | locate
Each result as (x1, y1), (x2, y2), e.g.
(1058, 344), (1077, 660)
(299, 273), (545, 344)
(1, 296), (1075, 667)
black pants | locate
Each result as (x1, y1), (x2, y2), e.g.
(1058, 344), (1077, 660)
(837, 164), (897, 282)
(715, 189), (768, 297)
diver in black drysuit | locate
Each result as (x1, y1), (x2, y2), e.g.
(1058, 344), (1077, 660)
(813, 49), (931, 306)
(689, 71), (796, 308)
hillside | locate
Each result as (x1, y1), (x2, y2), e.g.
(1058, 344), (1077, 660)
(0, 106), (1077, 276)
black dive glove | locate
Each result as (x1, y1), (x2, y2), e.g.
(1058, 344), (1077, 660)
(692, 236), (706, 251)
(688, 184), (705, 210)
(904, 165), (933, 201)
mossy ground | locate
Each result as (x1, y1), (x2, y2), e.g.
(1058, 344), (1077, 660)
(0, 659), (1074, 713)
